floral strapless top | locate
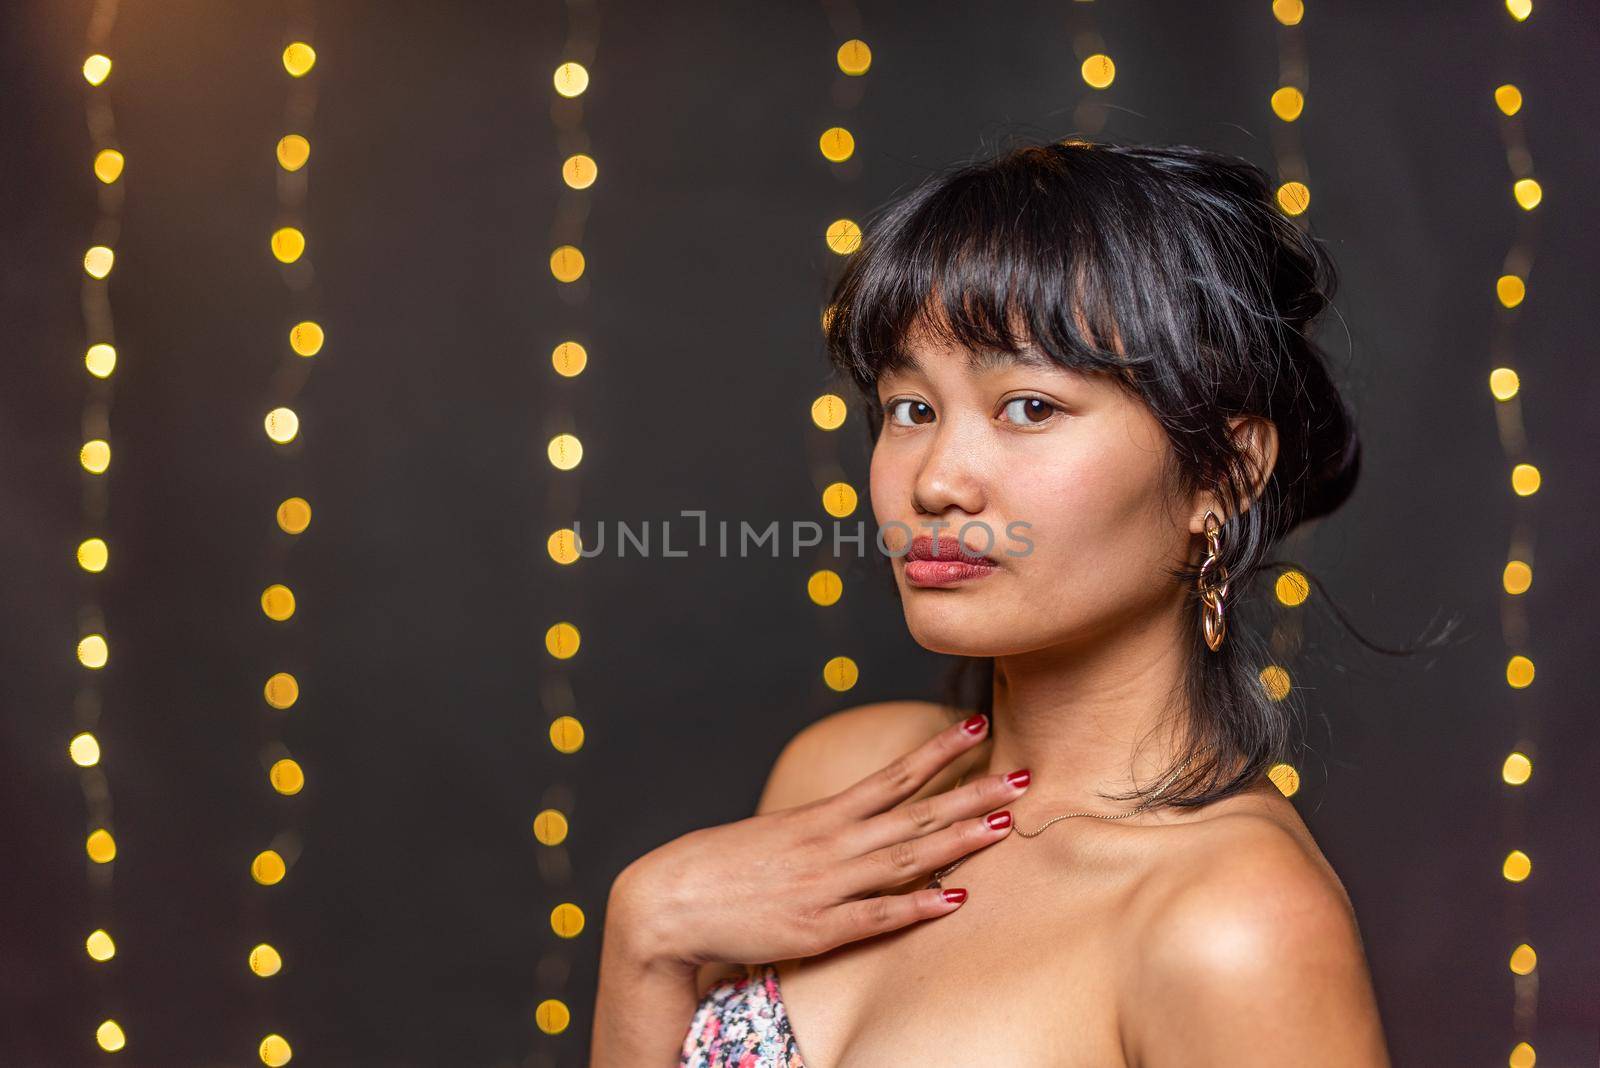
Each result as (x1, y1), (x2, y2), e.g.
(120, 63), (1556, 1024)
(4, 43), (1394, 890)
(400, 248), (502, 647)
(680, 962), (807, 1067)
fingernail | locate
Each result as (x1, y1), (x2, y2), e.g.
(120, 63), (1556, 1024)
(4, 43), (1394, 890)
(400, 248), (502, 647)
(986, 810), (1012, 830)
(1004, 769), (1030, 788)
(941, 888), (968, 904)
(961, 714), (987, 735)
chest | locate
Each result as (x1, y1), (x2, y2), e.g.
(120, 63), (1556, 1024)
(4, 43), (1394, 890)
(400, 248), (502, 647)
(774, 866), (1140, 1068)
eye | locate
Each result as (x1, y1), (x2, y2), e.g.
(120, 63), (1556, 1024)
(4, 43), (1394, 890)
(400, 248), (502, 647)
(1000, 396), (1060, 425)
(886, 398), (935, 427)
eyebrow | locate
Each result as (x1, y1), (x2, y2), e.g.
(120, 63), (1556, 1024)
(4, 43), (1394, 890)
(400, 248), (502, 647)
(892, 345), (1062, 378)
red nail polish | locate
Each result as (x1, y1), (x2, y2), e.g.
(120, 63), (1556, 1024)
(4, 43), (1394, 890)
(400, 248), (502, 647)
(961, 714), (987, 735)
(941, 888), (967, 904)
(1004, 769), (1030, 788)
(986, 810), (1012, 830)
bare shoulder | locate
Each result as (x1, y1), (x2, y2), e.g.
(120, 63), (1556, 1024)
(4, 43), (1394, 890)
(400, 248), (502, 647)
(1123, 801), (1390, 1066)
(756, 699), (975, 814)
(692, 699), (973, 997)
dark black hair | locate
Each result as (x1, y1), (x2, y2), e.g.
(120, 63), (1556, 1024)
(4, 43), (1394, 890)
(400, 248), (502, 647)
(823, 136), (1458, 810)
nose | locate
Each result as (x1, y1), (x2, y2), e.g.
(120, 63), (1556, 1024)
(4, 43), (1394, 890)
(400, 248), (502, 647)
(911, 417), (988, 519)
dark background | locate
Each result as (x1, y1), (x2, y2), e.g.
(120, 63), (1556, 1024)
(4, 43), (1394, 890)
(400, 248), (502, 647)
(4, 1), (1597, 1065)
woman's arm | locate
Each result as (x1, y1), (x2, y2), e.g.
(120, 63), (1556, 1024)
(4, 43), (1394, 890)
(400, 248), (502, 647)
(589, 863), (703, 1068)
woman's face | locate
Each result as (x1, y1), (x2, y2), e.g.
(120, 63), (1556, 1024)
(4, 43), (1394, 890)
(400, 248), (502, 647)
(869, 320), (1200, 659)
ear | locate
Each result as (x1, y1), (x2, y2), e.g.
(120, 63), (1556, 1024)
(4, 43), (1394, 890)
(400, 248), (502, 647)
(1188, 415), (1280, 535)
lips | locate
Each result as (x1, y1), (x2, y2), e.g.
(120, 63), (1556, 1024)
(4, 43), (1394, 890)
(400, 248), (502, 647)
(905, 534), (997, 565)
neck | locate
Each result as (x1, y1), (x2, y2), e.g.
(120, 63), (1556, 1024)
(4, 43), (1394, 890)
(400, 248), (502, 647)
(971, 602), (1194, 819)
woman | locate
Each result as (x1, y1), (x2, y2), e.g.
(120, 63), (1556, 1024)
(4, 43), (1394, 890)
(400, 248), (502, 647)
(591, 138), (1391, 1066)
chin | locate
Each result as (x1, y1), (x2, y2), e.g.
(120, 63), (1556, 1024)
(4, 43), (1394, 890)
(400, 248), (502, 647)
(899, 597), (1019, 658)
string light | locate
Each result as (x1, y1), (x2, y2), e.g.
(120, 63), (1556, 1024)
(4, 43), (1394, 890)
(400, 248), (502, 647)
(248, 12), (324, 1063)
(1488, 3), (1543, 1061)
(75, 2), (126, 1050)
(1259, 0), (1321, 798)
(532, 11), (602, 1052)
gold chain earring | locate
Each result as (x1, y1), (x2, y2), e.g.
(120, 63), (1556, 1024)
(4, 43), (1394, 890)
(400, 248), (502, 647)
(1197, 509), (1230, 652)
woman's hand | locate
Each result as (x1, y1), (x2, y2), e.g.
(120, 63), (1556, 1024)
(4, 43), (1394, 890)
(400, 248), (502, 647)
(608, 712), (1028, 972)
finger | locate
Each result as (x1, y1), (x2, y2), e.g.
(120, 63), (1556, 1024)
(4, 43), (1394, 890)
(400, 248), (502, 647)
(828, 712), (990, 819)
(836, 810), (1012, 899)
(846, 767), (1030, 856)
(811, 885), (970, 953)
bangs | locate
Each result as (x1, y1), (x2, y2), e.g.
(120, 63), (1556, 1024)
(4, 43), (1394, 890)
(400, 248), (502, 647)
(823, 144), (1171, 403)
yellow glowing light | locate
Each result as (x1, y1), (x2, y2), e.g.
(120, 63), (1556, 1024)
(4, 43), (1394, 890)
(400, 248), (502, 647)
(77, 537), (109, 573)
(84, 245), (115, 279)
(1502, 849), (1531, 882)
(261, 584), (297, 622)
(551, 902), (586, 938)
(534, 808), (570, 845)
(825, 218), (862, 255)
(1509, 1041), (1536, 1068)
(545, 621), (581, 659)
(1505, 0), (1532, 21)
(86, 929), (116, 961)
(1494, 84), (1523, 116)
(83, 54), (112, 86)
(1080, 53), (1115, 89)
(550, 244), (585, 282)
(1513, 178), (1542, 210)
(554, 61), (589, 97)
(837, 39), (872, 76)
(87, 828), (117, 863)
(265, 406), (300, 444)
(282, 41), (316, 77)
(1273, 568), (1310, 606)
(259, 1033), (293, 1066)
(823, 655), (859, 692)
(270, 758), (305, 795)
(1496, 275), (1526, 308)
(1506, 655), (1535, 689)
(264, 672), (300, 710)
(78, 633), (109, 669)
(276, 497), (312, 535)
(1276, 181), (1311, 216)
(547, 528), (582, 565)
(807, 569), (843, 607)
(94, 149), (125, 184)
(549, 714), (585, 754)
(1258, 665), (1292, 701)
(547, 433), (583, 470)
(277, 134), (311, 171)
(819, 127), (855, 162)
(81, 439), (112, 473)
(552, 341), (588, 377)
(85, 343), (117, 378)
(821, 304), (837, 333)
(289, 321), (324, 357)
(811, 393), (847, 430)
(1508, 943), (1537, 975)
(96, 1020), (125, 1052)
(1272, 0), (1305, 25)
(249, 943), (283, 977)
(1510, 463), (1540, 496)
(535, 998), (572, 1035)
(1268, 763), (1301, 797)
(1270, 86), (1305, 122)
(1489, 367), (1520, 400)
(562, 153), (597, 189)
(1502, 560), (1532, 595)
(821, 481), (858, 518)
(70, 732), (102, 767)
(271, 227), (306, 263)
(1501, 751), (1532, 786)
(252, 849), (287, 885)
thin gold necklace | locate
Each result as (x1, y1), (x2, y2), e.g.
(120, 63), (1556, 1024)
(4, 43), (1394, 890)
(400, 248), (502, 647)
(925, 755), (1195, 890)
